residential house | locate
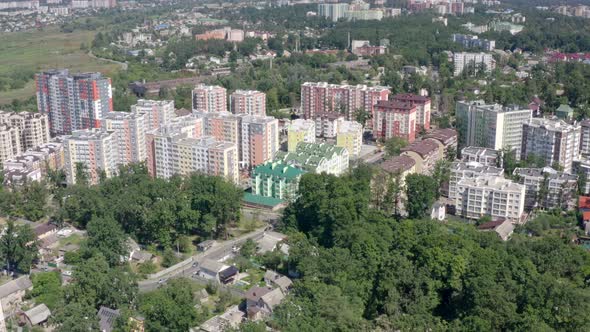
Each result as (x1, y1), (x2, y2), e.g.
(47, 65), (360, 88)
(400, 140), (443, 175)
(264, 270), (293, 293)
(0, 276), (33, 313)
(19, 303), (51, 327)
(257, 231), (288, 254)
(245, 286), (286, 321)
(477, 219), (515, 241)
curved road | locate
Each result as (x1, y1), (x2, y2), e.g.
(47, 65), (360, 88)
(88, 50), (128, 71)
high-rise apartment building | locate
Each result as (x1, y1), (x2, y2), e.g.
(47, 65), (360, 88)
(317, 3), (349, 22)
(513, 167), (578, 210)
(195, 111), (240, 149)
(240, 115), (279, 168)
(230, 90), (266, 116)
(453, 52), (495, 76)
(336, 119), (363, 157)
(0, 124), (21, 166)
(521, 118), (581, 172)
(314, 112), (345, 138)
(287, 119), (316, 152)
(131, 99), (175, 131)
(449, 161), (504, 200)
(461, 146), (501, 167)
(0, 111), (50, 152)
(374, 100), (417, 142)
(101, 111), (147, 165)
(452, 34), (496, 51)
(146, 115), (203, 177)
(192, 84), (227, 113)
(580, 119), (590, 156)
(300, 82), (389, 128)
(35, 69), (113, 136)
(64, 129), (118, 185)
(456, 100), (532, 158)
(391, 94), (431, 131)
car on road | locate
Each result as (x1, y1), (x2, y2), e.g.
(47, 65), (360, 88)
(158, 278), (167, 284)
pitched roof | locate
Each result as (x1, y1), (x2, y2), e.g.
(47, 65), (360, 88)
(380, 155), (415, 174)
(252, 161), (306, 180)
(424, 128), (457, 145)
(33, 223), (58, 237)
(401, 140), (439, 158)
(274, 276), (293, 292)
(24, 303), (51, 326)
(245, 286), (273, 302)
(0, 276), (32, 299)
(580, 196), (590, 209)
(260, 288), (285, 309)
(200, 259), (226, 273)
(98, 306), (120, 332)
(219, 266), (239, 279)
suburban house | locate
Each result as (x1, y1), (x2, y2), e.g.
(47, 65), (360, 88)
(477, 219), (515, 241)
(33, 222), (58, 240)
(0, 276), (33, 312)
(264, 270), (293, 293)
(256, 231), (288, 254)
(18, 303), (51, 327)
(245, 286), (286, 321)
(401, 139), (443, 175)
(198, 259), (239, 284)
(197, 305), (244, 332)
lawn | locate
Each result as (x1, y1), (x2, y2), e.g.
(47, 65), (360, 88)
(0, 27), (120, 104)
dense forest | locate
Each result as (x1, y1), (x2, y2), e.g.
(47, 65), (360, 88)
(272, 169), (590, 331)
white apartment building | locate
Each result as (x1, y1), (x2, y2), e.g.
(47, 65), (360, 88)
(453, 52), (495, 76)
(230, 90), (266, 116)
(153, 134), (238, 183)
(336, 119), (363, 157)
(64, 129), (119, 185)
(0, 124), (21, 166)
(581, 120), (590, 156)
(287, 119), (316, 152)
(314, 112), (345, 138)
(455, 175), (525, 222)
(192, 84), (228, 113)
(0, 111), (50, 151)
(276, 142), (349, 176)
(461, 146), (501, 167)
(449, 161), (504, 200)
(521, 118), (581, 172)
(513, 167), (578, 210)
(101, 111), (147, 165)
(456, 101), (532, 158)
(131, 99), (175, 131)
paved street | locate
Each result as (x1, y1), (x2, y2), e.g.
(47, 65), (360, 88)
(138, 227), (267, 293)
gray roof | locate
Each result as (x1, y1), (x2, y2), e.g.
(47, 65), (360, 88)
(200, 259), (226, 273)
(98, 306), (120, 332)
(0, 276), (32, 299)
(245, 286), (273, 302)
(131, 251), (153, 262)
(24, 303), (51, 325)
(260, 287), (285, 310)
(274, 276), (293, 292)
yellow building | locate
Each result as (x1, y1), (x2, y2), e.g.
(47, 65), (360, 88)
(336, 120), (363, 157)
(287, 119), (315, 152)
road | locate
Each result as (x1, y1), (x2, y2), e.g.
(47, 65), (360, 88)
(88, 50), (128, 70)
(138, 227), (267, 293)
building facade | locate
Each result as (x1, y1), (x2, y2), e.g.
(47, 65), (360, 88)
(192, 84), (227, 113)
(449, 161), (504, 200)
(251, 161), (306, 201)
(336, 119), (363, 157)
(64, 129), (118, 185)
(461, 146), (500, 166)
(35, 69), (113, 136)
(131, 99), (175, 131)
(0, 111), (50, 152)
(391, 94), (431, 131)
(453, 52), (495, 76)
(287, 119), (316, 152)
(374, 100), (417, 142)
(521, 118), (581, 172)
(456, 100), (532, 158)
(230, 90), (266, 116)
(101, 111), (147, 165)
(301, 82), (389, 128)
(240, 115), (279, 168)
(513, 167), (578, 210)
(0, 124), (21, 166)
(275, 142), (349, 176)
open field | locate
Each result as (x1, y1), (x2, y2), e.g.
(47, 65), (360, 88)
(0, 27), (120, 104)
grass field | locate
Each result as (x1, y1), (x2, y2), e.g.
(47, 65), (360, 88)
(0, 27), (120, 104)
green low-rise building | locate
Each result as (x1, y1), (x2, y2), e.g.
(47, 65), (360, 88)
(275, 142), (349, 176)
(251, 161), (306, 201)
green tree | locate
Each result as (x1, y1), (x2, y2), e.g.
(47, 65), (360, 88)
(85, 216), (128, 267)
(52, 302), (100, 332)
(384, 137), (408, 157)
(240, 239), (257, 258)
(161, 248), (179, 268)
(31, 272), (63, 310)
(138, 278), (197, 331)
(405, 174), (437, 219)
(0, 221), (37, 272)
(432, 160), (450, 198)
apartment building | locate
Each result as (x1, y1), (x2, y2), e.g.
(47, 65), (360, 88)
(230, 90), (266, 116)
(287, 119), (316, 152)
(391, 94), (431, 131)
(423, 128), (458, 156)
(35, 69), (113, 135)
(300, 82), (389, 127)
(276, 142), (349, 176)
(101, 111), (147, 165)
(0, 111), (50, 151)
(454, 175), (526, 222)
(374, 100), (417, 142)
(449, 161), (504, 200)
(0, 124), (21, 166)
(196, 112), (240, 147)
(400, 140), (442, 175)
(3, 140), (65, 186)
(336, 120), (363, 157)
(521, 118), (581, 172)
(461, 146), (500, 166)
(131, 99), (175, 131)
(146, 115), (203, 177)
(581, 120), (590, 156)
(453, 52), (495, 76)
(64, 129), (118, 185)
(314, 112), (345, 138)
(240, 115), (280, 168)
(513, 167), (578, 210)
(452, 34), (495, 51)
(317, 3), (349, 22)
(456, 100), (532, 158)
(251, 161), (306, 201)
(575, 158), (590, 194)
(192, 84), (227, 113)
